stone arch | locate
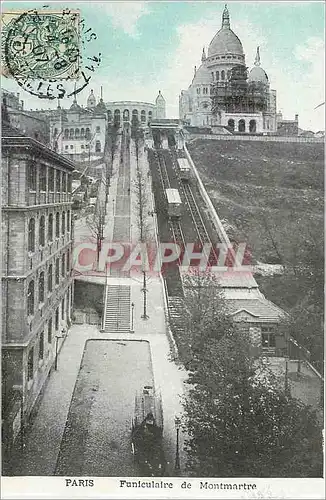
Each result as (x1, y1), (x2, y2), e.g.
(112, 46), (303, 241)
(123, 109), (130, 121)
(238, 119), (245, 132)
(249, 119), (257, 133)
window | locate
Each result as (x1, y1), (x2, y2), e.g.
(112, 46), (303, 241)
(28, 162), (36, 190)
(54, 128), (58, 137)
(28, 218), (35, 252)
(39, 166), (46, 191)
(228, 119), (235, 131)
(64, 129), (69, 139)
(85, 127), (91, 140)
(39, 331), (44, 360)
(95, 141), (101, 152)
(238, 119), (245, 132)
(48, 318), (52, 343)
(39, 215), (45, 247)
(55, 258), (60, 285)
(221, 70), (225, 80)
(211, 72), (214, 80)
(61, 297), (65, 320)
(81, 145), (84, 149)
(67, 211), (70, 232)
(141, 110), (146, 123)
(249, 119), (257, 133)
(227, 70), (231, 80)
(62, 212), (65, 235)
(55, 308), (59, 331)
(216, 71), (219, 81)
(56, 170), (61, 192)
(56, 212), (60, 238)
(27, 280), (35, 316)
(27, 348), (34, 380)
(69, 128), (74, 138)
(81, 128), (85, 138)
(262, 326), (276, 348)
(61, 254), (65, 277)
(48, 213), (53, 242)
(75, 128), (80, 138)
(48, 264), (53, 292)
(39, 272), (45, 303)
(65, 145), (69, 150)
(96, 126), (100, 133)
(85, 144), (89, 149)
(48, 168), (54, 191)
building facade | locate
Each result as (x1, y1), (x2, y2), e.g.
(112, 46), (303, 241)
(1, 119), (75, 459)
(106, 91), (166, 126)
(179, 5), (281, 134)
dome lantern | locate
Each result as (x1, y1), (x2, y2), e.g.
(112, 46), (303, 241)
(207, 5), (244, 60)
(248, 47), (269, 84)
(222, 4), (230, 29)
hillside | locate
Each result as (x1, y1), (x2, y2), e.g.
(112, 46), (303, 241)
(188, 139), (324, 264)
(188, 138), (324, 371)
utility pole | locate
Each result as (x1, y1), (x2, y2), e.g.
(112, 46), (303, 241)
(141, 270), (149, 320)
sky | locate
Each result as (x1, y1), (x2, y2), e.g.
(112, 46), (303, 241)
(2, 0), (325, 131)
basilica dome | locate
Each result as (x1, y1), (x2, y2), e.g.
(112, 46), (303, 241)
(248, 47), (269, 84)
(208, 5), (244, 59)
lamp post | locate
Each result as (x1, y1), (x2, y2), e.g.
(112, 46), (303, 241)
(141, 270), (149, 320)
(131, 302), (135, 333)
(54, 332), (65, 371)
(174, 416), (181, 472)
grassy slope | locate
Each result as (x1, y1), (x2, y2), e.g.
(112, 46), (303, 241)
(188, 139), (324, 314)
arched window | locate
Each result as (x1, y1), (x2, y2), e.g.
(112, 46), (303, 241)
(27, 280), (34, 316)
(211, 72), (214, 81)
(48, 264), (53, 292)
(148, 111), (152, 122)
(75, 128), (80, 138)
(221, 70), (225, 80)
(95, 141), (101, 152)
(249, 119), (257, 133)
(69, 128), (74, 138)
(80, 128), (85, 138)
(238, 119), (245, 132)
(228, 119), (235, 131)
(216, 71), (219, 81)
(107, 110), (112, 122)
(39, 215), (45, 247)
(56, 212), (60, 238)
(64, 129), (69, 139)
(28, 162), (36, 191)
(55, 258), (60, 285)
(39, 272), (45, 303)
(61, 254), (65, 277)
(96, 126), (100, 133)
(114, 109), (121, 124)
(28, 218), (35, 252)
(227, 70), (231, 80)
(48, 213), (53, 242)
(85, 127), (91, 140)
(67, 210), (70, 232)
(123, 109), (129, 121)
(141, 110), (146, 123)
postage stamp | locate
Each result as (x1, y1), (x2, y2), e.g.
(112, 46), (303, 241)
(1, 8), (80, 80)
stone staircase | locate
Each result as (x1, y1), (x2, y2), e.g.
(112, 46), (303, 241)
(104, 285), (131, 333)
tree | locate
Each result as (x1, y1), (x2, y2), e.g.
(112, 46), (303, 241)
(86, 177), (106, 269)
(180, 271), (323, 478)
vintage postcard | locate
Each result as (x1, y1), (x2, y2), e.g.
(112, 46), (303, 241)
(1, 1), (324, 499)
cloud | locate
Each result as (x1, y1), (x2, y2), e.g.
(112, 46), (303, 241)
(102, 2), (149, 37)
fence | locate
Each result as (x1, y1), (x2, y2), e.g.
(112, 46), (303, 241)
(187, 134), (324, 144)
